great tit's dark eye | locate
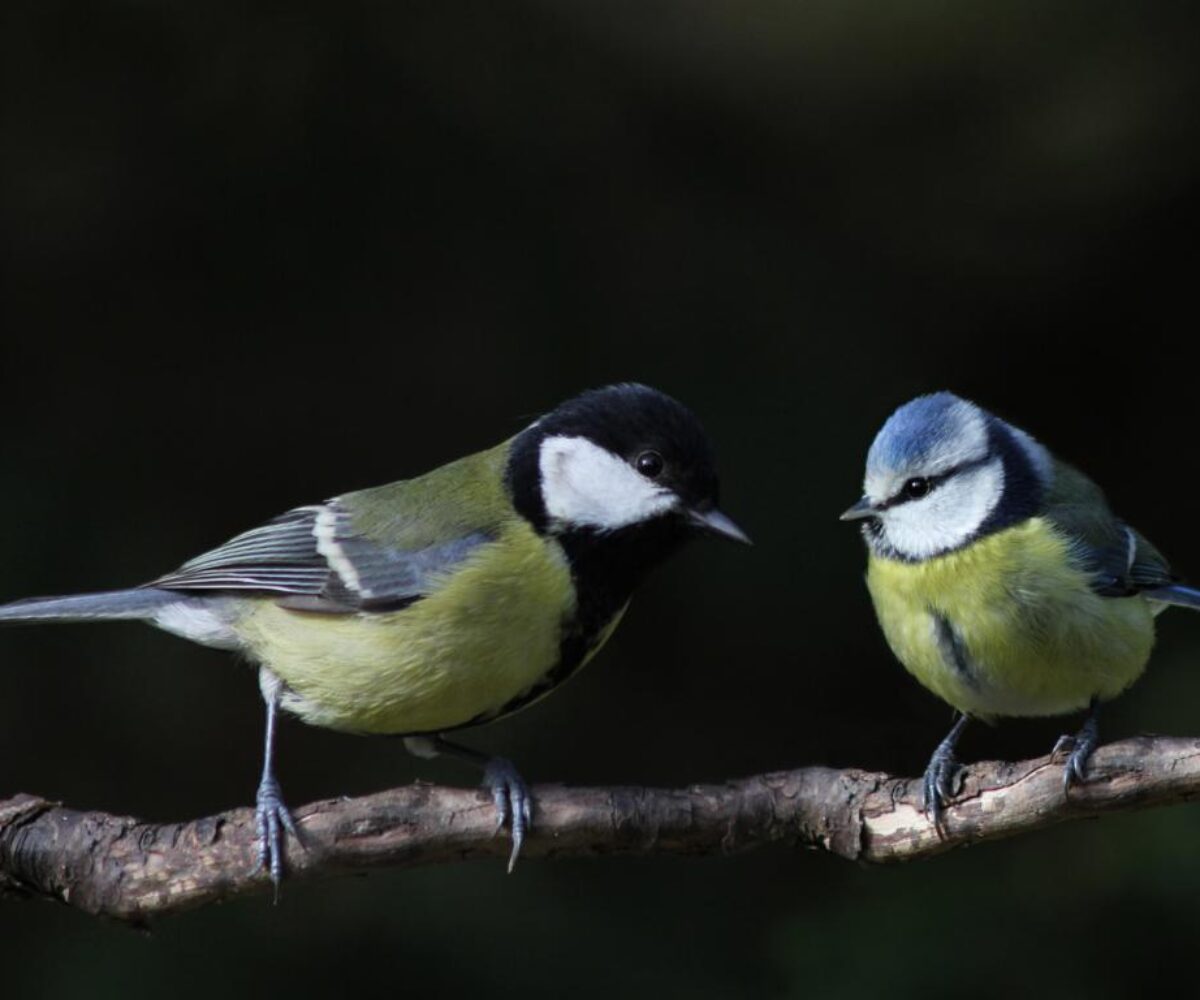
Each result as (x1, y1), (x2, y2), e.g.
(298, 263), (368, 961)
(902, 477), (931, 499)
(635, 450), (664, 478)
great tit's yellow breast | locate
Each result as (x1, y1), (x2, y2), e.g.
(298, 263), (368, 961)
(866, 518), (1156, 718)
(234, 519), (576, 734)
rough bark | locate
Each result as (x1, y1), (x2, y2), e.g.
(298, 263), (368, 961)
(3, 735), (1198, 922)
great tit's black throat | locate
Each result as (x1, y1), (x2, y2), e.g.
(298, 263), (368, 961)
(477, 517), (694, 725)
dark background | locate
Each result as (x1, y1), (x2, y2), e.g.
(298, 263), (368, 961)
(3, 2), (1200, 997)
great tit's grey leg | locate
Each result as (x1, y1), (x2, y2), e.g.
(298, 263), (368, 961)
(1056, 697), (1101, 792)
(404, 735), (532, 873)
(922, 712), (969, 828)
(255, 668), (301, 895)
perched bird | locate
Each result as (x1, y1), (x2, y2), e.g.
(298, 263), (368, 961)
(0, 384), (748, 883)
(842, 391), (1200, 822)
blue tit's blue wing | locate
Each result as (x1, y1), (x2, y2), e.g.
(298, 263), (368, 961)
(1143, 584), (1200, 609)
(1043, 461), (1174, 597)
(150, 500), (493, 613)
(1069, 524), (1175, 597)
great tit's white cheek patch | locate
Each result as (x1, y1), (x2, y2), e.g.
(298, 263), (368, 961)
(881, 458), (1004, 560)
(538, 435), (676, 531)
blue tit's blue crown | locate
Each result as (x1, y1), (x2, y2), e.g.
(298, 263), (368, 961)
(867, 391), (977, 478)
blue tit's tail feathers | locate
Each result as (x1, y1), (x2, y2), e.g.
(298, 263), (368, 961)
(1144, 584), (1200, 611)
(0, 588), (178, 624)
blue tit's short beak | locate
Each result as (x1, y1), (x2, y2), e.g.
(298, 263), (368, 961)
(687, 508), (752, 545)
(839, 497), (877, 522)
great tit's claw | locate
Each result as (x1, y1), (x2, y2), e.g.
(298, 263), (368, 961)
(483, 756), (532, 873)
(254, 776), (299, 897)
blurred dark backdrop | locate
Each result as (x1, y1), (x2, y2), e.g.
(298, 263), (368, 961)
(3, 2), (1200, 997)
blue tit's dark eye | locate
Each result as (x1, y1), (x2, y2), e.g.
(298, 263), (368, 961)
(902, 477), (931, 499)
(635, 450), (664, 478)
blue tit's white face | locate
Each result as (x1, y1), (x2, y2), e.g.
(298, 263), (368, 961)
(847, 392), (1050, 561)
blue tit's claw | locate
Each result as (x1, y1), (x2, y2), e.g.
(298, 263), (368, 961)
(254, 776), (300, 897)
(921, 713), (969, 833)
(482, 756), (532, 873)
(921, 745), (961, 831)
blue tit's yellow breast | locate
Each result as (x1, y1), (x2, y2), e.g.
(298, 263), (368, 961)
(866, 518), (1156, 718)
(233, 520), (576, 734)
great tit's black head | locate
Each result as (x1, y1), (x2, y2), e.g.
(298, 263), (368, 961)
(508, 383), (748, 544)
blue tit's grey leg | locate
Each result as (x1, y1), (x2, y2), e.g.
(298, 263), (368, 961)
(922, 712), (969, 827)
(255, 668), (301, 894)
(404, 735), (532, 873)
(1056, 697), (1101, 792)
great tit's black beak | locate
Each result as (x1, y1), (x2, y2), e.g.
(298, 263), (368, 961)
(687, 507), (752, 545)
(839, 497), (877, 522)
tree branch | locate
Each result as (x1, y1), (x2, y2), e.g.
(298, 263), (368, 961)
(3, 735), (1199, 922)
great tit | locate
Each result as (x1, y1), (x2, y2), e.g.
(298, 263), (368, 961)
(0, 383), (749, 882)
(842, 391), (1200, 822)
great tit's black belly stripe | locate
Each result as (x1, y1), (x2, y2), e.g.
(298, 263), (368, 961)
(463, 609), (624, 726)
(463, 520), (689, 728)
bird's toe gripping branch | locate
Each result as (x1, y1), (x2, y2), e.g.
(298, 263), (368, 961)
(254, 776), (302, 894)
(922, 750), (961, 828)
(922, 712), (970, 828)
(1056, 697), (1101, 792)
(482, 756), (533, 873)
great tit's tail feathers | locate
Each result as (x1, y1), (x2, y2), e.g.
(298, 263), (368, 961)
(0, 588), (178, 624)
(1144, 584), (1200, 611)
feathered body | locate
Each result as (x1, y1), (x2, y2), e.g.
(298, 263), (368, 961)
(179, 442), (590, 736)
(236, 517), (581, 735)
(867, 512), (1157, 720)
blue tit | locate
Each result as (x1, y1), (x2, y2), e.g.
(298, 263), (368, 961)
(0, 384), (749, 882)
(842, 391), (1200, 822)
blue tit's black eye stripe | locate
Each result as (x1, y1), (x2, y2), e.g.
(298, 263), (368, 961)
(877, 454), (994, 511)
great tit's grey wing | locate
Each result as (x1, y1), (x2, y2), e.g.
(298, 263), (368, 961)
(152, 507), (330, 593)
(150, 501), (494, 613)
(1043, 461), (1174, 597)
